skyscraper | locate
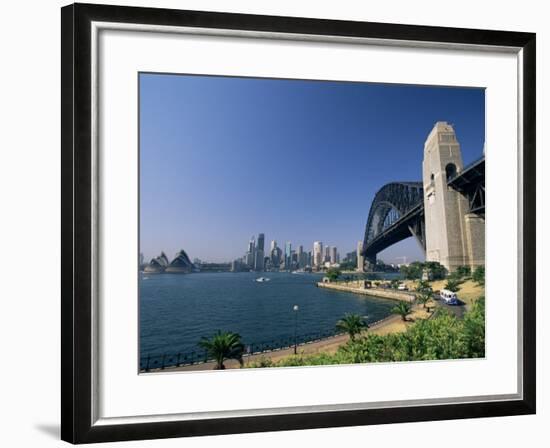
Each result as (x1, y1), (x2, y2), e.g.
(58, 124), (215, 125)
(246, 236), (255, 269)
(330, 246), (337, 264)
(324, 246), (331, 263)
(270, 240), (277, 252)
(257, 233), (265, 251)
(285, 242), (292, 270)
(297, 245), (307, 268)
(254, 233), (265, 271)
(270, 245), (282, 268)
(313, 241), (323, 268)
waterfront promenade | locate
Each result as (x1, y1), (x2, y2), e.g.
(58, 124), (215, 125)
(317, 280), (416, 302)
(154, 304), (431, 372)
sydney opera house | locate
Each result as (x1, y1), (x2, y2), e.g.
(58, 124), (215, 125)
(165, 249), (194, 273)
(143, 249), (194, 274)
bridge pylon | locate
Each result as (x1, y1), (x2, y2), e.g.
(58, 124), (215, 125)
(422, 122), (484, 272)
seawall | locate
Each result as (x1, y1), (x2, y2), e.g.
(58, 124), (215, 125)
(317, 282), (416, 302)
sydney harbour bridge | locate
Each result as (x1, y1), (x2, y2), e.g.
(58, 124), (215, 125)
(361, 122), (485, 272)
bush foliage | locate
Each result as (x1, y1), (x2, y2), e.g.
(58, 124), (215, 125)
(247, 297), (485, 368)
(400, 261), (447, 280)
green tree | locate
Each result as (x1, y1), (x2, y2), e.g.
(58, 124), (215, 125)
(424, 261), (447, 280)
(246, 298), (486, 368)
(455, 265), (472, 279)
(390, 278), (400, 289)
(336, 314), (369, 341)
(416, 280), (431, 293)
(401, 262), (423, 280)
(416, 288), (433, 311)
(326, 268), (341, 282)
(445, 278), (461, 292)
(462, 296), (485, 357)
(198, 331), (245, 370)
(472, 266), (485, 286)
(339, 261), (356, 271)
(391, 301), (412, 321)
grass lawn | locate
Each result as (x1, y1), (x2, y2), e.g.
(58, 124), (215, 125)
(429, 279), (484, 308)
(401, 278), (483, 308)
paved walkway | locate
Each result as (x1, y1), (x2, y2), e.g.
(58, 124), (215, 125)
(156, 313), (406, 372)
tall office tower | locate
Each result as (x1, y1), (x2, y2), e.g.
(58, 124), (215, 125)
(307, 251), (312, 267)
(357, 241), (365, 272)
(297, 245), (306, 268)
(330, 246), (337, 264)
(270, 240), (277, 252)
(246, 236), (255, 268)
(257, 233), (265, 251)
(253, 233), (265, 271)
(285, 242), (292, 270)
(324, 246), (331, 263)
(291, 252), (298, 269)
(270, 245), (282, 268)
(254, 249), (264, 271)
(313, 241), (323, 267)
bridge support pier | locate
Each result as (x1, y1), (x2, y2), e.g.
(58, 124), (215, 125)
(422, 122), (485, 272)
(363, 255), (376, 272)
(464, 213), (485, 268)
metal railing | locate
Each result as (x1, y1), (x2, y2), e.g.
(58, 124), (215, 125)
(140, 329), (346, 371)
(140, 315), (396, 372)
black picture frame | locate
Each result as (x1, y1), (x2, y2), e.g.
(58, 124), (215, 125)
(61, 2), (536, 444)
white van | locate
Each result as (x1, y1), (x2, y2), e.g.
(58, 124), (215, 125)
(439, 289), (459, 305)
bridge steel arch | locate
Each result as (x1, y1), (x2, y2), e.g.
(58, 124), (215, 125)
(362, 182), (425, 268)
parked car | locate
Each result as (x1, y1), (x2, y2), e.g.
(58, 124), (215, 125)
(397, 284), (408, 291)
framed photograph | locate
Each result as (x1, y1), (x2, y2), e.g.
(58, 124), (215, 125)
(61, 2), (536, 444)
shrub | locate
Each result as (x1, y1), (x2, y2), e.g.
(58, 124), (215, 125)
(326, 268), (341, 282)
(245, 298), (485, 368)
(472, 266), (485, 286)
(455, 265), (472, 278)
(444, 278), (461, 292)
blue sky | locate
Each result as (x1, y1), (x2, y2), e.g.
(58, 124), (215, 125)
(140, 73), (485, 264)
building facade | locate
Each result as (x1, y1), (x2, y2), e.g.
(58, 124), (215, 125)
(313, 241), (323, 268)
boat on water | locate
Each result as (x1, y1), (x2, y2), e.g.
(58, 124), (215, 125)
(255, 277), (271, 282)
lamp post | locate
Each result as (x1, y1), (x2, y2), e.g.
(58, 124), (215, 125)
(293, 305), (299, 355)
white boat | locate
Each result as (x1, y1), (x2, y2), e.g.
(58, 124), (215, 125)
(255, 277), (271, 282)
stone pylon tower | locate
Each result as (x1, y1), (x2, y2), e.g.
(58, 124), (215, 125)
(422, 122), (471, 272)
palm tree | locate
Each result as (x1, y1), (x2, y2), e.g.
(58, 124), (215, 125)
(445, 278), (461, 292)
(198, 331), (245, 370)
(417, 289), (433, 312)
(391, 301), (412, 321)
(416, 280), (431, 293)
(336, 314), (369, 340)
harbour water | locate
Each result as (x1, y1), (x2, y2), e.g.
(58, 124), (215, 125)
(139, 271), (399, 361)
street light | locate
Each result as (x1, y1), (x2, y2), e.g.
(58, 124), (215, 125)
(293, 305), (299, 355)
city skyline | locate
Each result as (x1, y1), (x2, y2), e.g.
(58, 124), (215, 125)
(140, 74), (485, 263)
(142, 233), (347, 267)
